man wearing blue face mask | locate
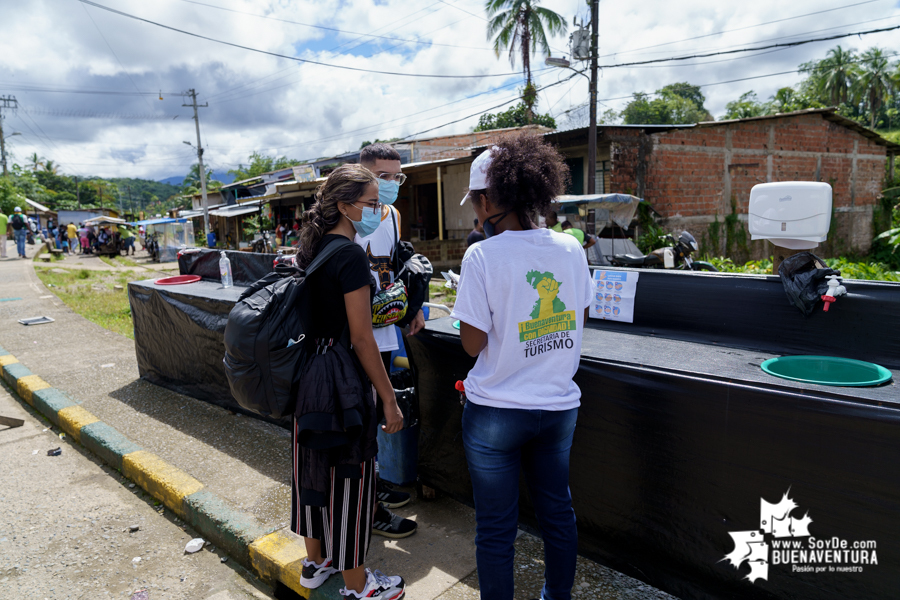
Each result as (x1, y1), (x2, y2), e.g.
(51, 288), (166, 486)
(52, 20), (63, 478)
(355, 143), (421, 541)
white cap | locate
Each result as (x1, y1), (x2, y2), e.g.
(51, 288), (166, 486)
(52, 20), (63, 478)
(13, 206), (21, 212)
(460, 147), (497, 206)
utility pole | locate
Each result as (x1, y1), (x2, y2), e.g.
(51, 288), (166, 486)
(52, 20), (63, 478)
(183, 89), (210, 236)
(0, 95), (20, 177)
(587, 0), (599, 194)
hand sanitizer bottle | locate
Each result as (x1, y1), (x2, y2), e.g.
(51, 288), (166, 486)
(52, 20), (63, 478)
(219, 251), (233, 288)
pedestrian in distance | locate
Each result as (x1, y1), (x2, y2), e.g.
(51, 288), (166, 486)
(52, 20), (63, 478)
(10, 207), (28, 258)
(355, 143), (421, 540)
(452, 136), (593, 600)
(0, 210), (8, 259)
(545, 210), (563, 232)
(467, 218), (485, 247)
(288, 163), (406, 600)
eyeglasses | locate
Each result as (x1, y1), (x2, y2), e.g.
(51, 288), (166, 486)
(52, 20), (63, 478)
(377, 172), (407, 186)
(351, 201), (382, 216)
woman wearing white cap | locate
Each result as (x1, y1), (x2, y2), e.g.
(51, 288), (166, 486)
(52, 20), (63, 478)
(451, 136), (593, 600)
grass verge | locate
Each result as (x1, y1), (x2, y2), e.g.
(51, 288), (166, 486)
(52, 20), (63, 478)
(34, 267), (136, 339)
(429, 280), (456, 311)
(98, 255), (142, 268)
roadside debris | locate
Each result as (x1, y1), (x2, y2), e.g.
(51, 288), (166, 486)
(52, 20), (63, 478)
(47, 447), (62, 456)
(130, 590), (149, 600)
(184, 538), (204, 554)
(18, 316), (55, 326)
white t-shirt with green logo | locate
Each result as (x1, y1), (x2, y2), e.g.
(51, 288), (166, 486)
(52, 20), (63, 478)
(451, 228), (593, 411)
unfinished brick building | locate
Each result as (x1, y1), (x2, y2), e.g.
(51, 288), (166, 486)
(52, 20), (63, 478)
(601, 109), (897, 259)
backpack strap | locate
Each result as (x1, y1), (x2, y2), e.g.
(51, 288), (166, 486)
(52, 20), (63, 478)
(304, 236), (353, 277)
(303, 236), (355, 349)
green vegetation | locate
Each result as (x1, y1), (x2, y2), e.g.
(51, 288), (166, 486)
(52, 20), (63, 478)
(475, 102), (556, 131)
(34, 268), (139, 338)
(485, 0), (566, 124)
(704, 256), (900, 282)
(429, 280), (457, 310)
(227, 152), (300, 182)
(621, 83), (713, 125)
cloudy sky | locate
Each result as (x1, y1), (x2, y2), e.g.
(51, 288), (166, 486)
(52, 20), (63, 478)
(2, 0), (899, 182)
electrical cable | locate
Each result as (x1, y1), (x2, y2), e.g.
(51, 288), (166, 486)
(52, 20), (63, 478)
(175, 0), (490, 50)
(596, 0), (888, 59)
(75, 0), (548, 80)
(594, 24), (900, 69)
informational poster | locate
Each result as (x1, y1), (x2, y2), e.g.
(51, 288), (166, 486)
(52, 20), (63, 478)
(590, 270), (640, 323)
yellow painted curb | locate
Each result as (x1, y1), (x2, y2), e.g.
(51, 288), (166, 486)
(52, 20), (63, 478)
(0, 355), (19, 367)
(122, 450), (203, 519)
(17, 375), (51, 406)
(57, 405), (100, 442)
(249, 529), (310, 597)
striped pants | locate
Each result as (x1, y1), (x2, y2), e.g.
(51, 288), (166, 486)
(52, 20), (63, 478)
(291, 425), (376, 571)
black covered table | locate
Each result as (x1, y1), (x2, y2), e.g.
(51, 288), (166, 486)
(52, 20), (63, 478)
(407, 269), (900, 600)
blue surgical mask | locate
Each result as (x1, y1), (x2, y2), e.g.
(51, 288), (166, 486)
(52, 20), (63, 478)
(377, 179), (400, 205)
(346, 203), (382, 237)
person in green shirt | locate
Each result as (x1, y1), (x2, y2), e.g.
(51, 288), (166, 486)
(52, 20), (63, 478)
(560, 220), (585, 245)
(545, 211), (563, 232)
(120, 226), (136, 255)
(0, 212), (8, 259)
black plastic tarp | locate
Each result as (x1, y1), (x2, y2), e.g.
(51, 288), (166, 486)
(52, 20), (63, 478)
(407, 268), (900, 600)
(408, 320), (899, 600)
(178, 248), (275, 288)
(128, 278), (289, 425)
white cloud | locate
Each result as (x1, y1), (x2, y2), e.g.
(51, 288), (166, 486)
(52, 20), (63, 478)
(1, 0), (897, 180)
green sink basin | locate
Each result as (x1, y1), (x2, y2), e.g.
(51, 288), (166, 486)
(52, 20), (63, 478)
(761, 356), (892, 387)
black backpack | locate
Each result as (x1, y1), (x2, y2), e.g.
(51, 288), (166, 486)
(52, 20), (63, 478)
(223, 237), (353, 419)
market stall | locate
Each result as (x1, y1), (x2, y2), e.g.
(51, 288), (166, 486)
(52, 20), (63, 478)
(131, 217), (194, 262)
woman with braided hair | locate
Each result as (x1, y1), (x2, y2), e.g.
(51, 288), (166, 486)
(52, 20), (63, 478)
(287, 163), (406, 600)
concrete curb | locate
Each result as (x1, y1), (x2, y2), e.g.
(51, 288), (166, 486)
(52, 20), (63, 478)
(0, 343), (331, 598)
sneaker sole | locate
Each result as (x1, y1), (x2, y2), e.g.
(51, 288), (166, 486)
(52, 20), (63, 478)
(378, 497), (410, 509)
(372, 527), (416, 540)
(300, 569), (337, 589)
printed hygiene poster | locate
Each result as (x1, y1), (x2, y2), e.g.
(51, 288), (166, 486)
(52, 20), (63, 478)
(590, 270), (639, 323)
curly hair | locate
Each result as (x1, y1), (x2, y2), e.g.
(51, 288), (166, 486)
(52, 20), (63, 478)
(296, 163), (377, 269)
(483, 135), (569, 223)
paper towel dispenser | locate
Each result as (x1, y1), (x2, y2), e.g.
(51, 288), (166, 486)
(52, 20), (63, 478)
(748, 182), (832, 249)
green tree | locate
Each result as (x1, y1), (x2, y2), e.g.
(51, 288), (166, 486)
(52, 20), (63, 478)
(802, 45), (858, 106)
(83, 180), (117, 211)
(227, 152), (300, 182)
(658, 82), (712, 118)
(26, 152), (45, 172)
(722, 91), (769, 120)
(485, 0), (566, 123)
(620, 89), (710, 125)
(855, 47), (895, 128)
(474, 102), (556, 131)
(182, 163), (222, 194)
(0, 177), (26, 216)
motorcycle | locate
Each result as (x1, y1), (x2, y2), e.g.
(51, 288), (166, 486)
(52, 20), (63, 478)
(606, 231), (719, 271)
(146, 233), (160, 262)
(251, 230), (275, 254)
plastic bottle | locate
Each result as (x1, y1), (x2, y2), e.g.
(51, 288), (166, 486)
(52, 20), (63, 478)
(219, 251), (233, 288)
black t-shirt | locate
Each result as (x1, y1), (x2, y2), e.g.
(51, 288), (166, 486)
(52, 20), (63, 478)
(306, 235), (372, 341)
(467, 229), (485, 247)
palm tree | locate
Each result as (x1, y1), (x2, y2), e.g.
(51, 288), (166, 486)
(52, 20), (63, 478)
(855, 47), (895, 129)
(486, 0), (567, 123)
(42, 160), (59, 174)
(812, 46), (858, 106)
(27, 152), (45, 172)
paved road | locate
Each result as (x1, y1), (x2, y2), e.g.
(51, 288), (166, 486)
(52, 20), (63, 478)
(0, 380), (273, 600)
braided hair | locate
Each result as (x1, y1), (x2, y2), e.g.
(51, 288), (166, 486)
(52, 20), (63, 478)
(296, 163), (377, 269)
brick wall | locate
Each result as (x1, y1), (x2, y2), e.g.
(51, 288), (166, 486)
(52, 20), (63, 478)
(607, 114), (888, 258)
(400, 125), (552, 163)
(413, 238), (468, 268)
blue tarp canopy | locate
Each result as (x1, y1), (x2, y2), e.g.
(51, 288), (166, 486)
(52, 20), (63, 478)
(130, 218), (189, 226)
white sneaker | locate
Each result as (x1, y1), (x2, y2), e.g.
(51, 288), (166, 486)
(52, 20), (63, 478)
(340, 569), (405, 599)
(299, 557), (338, 589)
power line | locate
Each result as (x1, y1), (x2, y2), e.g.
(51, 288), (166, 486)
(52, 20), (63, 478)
(23, 107), (178, 120)
(75, 0), (532, 80)
(176, 0), (489, 51)
(597, 0), (887, 59)
(596, 24), (900, 70)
